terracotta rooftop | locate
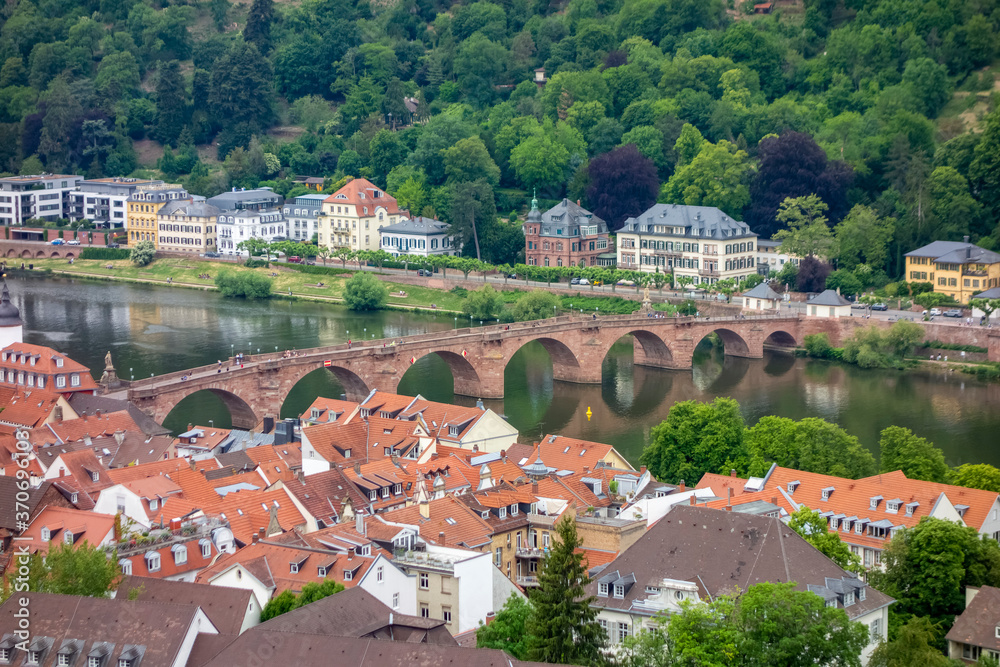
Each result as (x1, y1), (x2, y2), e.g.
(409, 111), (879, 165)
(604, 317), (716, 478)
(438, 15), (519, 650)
(323, 177), (403, 216)
(106, 457), (220, 484)
(0, 342), (97, 391)
(118, 533), (218, 579)
(19, 506), (116, 557)
(281, 467), (367, 527)
(211, 488), (307, 545)
(388, 495), (493, 549)
(46, 448), (114, 495)
(0, 387), (67, 428)
(31, 410), (148, 447)
(521, 434), (630, 474)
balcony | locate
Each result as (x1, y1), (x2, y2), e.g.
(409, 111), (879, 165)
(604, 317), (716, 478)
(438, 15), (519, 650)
(516, 546), (547, 559)
(699, 268), (720, 277)
(516, 575), (540, 587)
(963, 269), (988, 277)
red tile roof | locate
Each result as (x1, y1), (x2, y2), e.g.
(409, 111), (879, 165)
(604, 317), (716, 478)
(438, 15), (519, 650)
(45, 448), (113, 495)
(0, 388), (68, 428)
(18, 506), (115, 559)
(522, 435), (622, 474)
(386, 495), (493, 549)
(282, 468), (368, 527)
(323, 178), (404, 216)
(211, 488), (308, 545)
(0, 342), (98, 393)
(30, 410), (147, 447)
(119, 533), (218, 579)
(106, 457), (220, 484)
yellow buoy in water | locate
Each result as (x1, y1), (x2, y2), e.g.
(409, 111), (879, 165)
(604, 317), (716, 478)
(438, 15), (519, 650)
(586, 406), (592, 421)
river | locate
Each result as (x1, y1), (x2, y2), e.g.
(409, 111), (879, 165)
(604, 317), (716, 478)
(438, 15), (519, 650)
(11, 273), (1000, 467)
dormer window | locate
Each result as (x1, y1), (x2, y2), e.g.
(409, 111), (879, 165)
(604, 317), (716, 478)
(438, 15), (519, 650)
(91, 471), (99, 482)
(146, 552), (160, 572)
(201, 540), (211, 558)
(448, 426), (458, 436)
(290, 562), (300, 574)
(394, 484), (401, 494)
(869, 496), (883, 510)
(886, 500), (901, 513)
(905, 502), (919, 517)
(311, 408), (320, 420)
(318, 566), (327, 576)
(858, 586), (866, 601)
(844, 592), (854, 606)
(482, 511), (490, 519)
(344, 570), (353, 581)
(41, 527), (50, 541)
(821, 487), (834, 501)
(64, 531), (73, 544)
(149, 499), (158, 511)
(614, 585), (624, 598)
(599, 583), (609, 596)
(787, 481), (800, 493)
(172, 544), (187, 565)
(510, 503), (518, 515)
(369, 491), (377, 502)
(499, 507), (506, 519)
(381, 487), (389, 498)
(55, 358), (63, 368)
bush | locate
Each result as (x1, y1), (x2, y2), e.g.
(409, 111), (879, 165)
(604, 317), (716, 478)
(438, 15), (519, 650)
(558, 294), (641, 315)
(214, 271), (273, 299)
(243, 258), (268, 268)
(923, 340), (988, 353)
(79, 248), (130, 260)
(343, 272), (388, 311)
(804, 333), (835, 359)
(463, 286), (505, 320)
(510, 290), (560, 321)
(129, 240), (155, 267)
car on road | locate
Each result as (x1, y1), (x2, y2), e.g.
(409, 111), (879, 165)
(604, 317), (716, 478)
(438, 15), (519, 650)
(50, 239), (64, 245)
(417, 269), (426, 276)
(871, 303), (888, 311)
(67, 239), (80, 245)
(107, 242), (120, 249)
(851, 302), (867, 309)
(265, 255), (280, 261)
(930, 308), (942, 316)
(578, 278), (590, 286)
(570, 277), (581, 285)
(944, 309), (963, 318)
(203, 251), (221, 258)
(288, 256), (302, 263)
(616, 279), (636, 286)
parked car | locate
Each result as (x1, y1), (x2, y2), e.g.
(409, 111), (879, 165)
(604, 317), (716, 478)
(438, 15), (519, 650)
(107, 242), (120, 249)
(265, 254), (280, 261)
(578, 278), (590, 286)
(617, 279), (636, 286)
(570, 277), (581, 285)
(871, 303), (888, 311)
(417, 269), (426, 276)
(851, 302), (867, 309)
(203, 251), (221, 258)
(67, 239), (80, 245)
(930, 308), (942, 316)
(288, 256), (302, 263)
(50, 239), (64, 245)
(944, 309), (963, 318)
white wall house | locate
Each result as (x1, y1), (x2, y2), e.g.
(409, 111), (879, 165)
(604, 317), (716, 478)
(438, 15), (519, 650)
(380, 217), (460, 257)
(216, 208), (287, 256)
(357, 553), (417, 615)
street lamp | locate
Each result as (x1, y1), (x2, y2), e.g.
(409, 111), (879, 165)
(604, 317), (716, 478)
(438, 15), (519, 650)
(231, 344), (234, 358)
(209, 419), (214, 428)
(454, 317), (458, 329)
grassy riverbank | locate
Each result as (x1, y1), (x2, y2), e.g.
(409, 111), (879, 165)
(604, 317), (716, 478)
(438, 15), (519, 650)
(25, 257), (471, 312)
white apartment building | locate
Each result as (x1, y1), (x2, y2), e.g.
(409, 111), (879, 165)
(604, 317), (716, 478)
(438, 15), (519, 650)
(0, 174), (83, 225)
(216, 208), (287, 256)
(317, 178), (406, 253)
(617, 204), (758, 285)
(283, 193), (326, 243)
(69, 177), (162, 228)
(756, 239), (802, 276)
(380, 217), (459, 257)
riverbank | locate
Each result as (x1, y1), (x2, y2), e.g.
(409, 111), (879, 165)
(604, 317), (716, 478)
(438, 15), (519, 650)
(22, 258), (470, 313)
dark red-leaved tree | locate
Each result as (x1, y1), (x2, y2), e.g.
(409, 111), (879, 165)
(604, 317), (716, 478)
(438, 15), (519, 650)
(797, 255), (831, 293)
(586, 144), (659, 231)
(746, 131), (853, 239)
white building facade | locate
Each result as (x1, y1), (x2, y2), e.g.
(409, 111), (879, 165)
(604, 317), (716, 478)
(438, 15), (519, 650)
(617, 204), (758, 286)
(284, 194), (326, 243)
(0, 174), (83, 225)
(380, 217), (459, 257)
(216, 208), (287, 256)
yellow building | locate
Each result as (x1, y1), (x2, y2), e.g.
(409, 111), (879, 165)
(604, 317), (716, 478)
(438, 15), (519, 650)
(316, 177), (406, 253)
(905, 239), (1000, 303)
(127, 183), (187, 248)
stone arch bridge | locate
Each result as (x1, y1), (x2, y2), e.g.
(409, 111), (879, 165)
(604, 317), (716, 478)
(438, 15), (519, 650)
(128, 313), (828, 429)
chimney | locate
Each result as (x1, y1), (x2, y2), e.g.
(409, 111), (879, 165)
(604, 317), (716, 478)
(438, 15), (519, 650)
(438, 531), (445, 544)
(187, 423), (193, 432)
(725, 504), (732, 511)
(348, 547), (354, 560)
(532, 480), (539, 494)
(354, 462), (361, 475)
(577, 199), (581, 206)
(356, 511), (365, 535)
(296, 469), (305, 484)
(472, 444), (479, 453)
(95, 409), (101, 419)
(771, 497), (777, 506)
(252, 533), (259, 544)
(727, 487), (732, 506)
(259, 527), (265, 538)
(964, 235), (970, 243)
(689, 494), (696, 506)
(678, 479), (685, 492)
(730, 469), (737, 477)
(189, 458), (196, 471)
(640, 466), (647, 476)
(419, 495), (430, 519)
(54, 405), (63, 422)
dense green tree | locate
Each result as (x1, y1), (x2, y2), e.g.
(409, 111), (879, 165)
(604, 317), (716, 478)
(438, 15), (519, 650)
(477, 594), (531, 659)
(215, 270), (273, 298)
(243, 0), (274, 53)
(510, 290), (560, 321)
(408, 114), (477, 185)
(744, 416), (877, 479)
(772, 195), (836, 258)
(130, 240), (155, 266)
(878, 426), (948, 482)
(526, 516), (607, 665)
(154, 60), (186, 145)
(870, 517), (1000, 629)
(463, 285), (506, 320)
(835, 205), (894, 271)
(343, 271), (389, 310)
(901, 58), (950, 118)
(927, 166), (981, 242)
(586, 144), (659, 230)
(510, 132), (570, 193)
(368, 129), (407, 187)
(209, 42), (273, 146)
(788, 508), (862, 572)
(640, 397), (747, 485)
(660, 140), (751, 217)
(868, 616), (953, 667)
(442, 136), (501, 186)
(4, 542), (121, 599)
(260, 589), (297, 621)
(949, 464), (1000, 493)
(448, 179), (496, 261)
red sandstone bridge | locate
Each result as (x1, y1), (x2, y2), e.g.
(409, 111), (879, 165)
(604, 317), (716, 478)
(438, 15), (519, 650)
(127, 312), (842, 429)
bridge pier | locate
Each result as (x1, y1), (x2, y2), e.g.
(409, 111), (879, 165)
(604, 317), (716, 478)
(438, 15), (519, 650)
(551, 364), (603, 384)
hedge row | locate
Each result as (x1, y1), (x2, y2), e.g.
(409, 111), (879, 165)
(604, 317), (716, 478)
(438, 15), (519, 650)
(79, 248), (130, 260)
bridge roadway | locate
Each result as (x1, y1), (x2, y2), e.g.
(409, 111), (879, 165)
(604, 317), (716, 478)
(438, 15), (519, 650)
(127, 312), (822, 429)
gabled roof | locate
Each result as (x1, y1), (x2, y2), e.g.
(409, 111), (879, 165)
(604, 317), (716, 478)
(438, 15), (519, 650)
(741, 282), (782, 300)
(620, 204), (755, 240)
(117, 576), (254, 636)
(106, 457), (220, 485)
(282, 468), (368, 527)
(66, 394), (171, 437)
(323, 178), (403, 216)
(809, 289), (851, 306)
(0, 387), (68, 428)
(905, 241), (1000, 264)
(255, 586), (454, 643)
(211, 488), (307, 545)
(586, 505), (892, 621)
(47, 448), (113, 494)
(521, 435), (630, 476)
(946, 585), (1000, 652)
(0, 342), (95, 384)
(388, 495), (494, 549)
(299, 396), (358, 423)
(0, 476), (50, 529)
(118, 534), (217, 579)
(19, 506), (116, 557)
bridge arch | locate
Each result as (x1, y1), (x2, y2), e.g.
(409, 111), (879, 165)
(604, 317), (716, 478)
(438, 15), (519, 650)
(398, 350), (484, 399)
(695, 327), (751, 357)
(279, 365), (372, 418)
(35, 250), (45, 258)
(5, 249), (14, 258)
(763, 329), (797, 348)
(504, 336), (586, 385)
(162, 388), (259, 432)
(20, 250), (30, 258)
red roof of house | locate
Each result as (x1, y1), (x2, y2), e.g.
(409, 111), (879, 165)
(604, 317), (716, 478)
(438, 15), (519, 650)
(30, 410), (147, 447)
(323, 178), (403, 217)
(0, 388), (68, 428)
(45, 448), (113, 495)
(119, 534), (218, 579)
(521, 435), (625, 475)
(387, 495), (494, 549)
(17, 506), (116, 559)
(0, 343), (98, 393)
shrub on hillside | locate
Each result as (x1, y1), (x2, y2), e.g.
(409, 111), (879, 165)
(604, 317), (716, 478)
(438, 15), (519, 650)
(343, 272), (388, 311)
(215, 271), (273, 299)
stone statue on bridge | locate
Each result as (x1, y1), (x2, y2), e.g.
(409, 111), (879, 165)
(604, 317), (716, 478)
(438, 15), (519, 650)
(641, 285), (652, 312)
(99, 350), (120, 391)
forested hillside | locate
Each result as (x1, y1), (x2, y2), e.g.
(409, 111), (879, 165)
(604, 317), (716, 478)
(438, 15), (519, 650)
(0, 0), (998, 275)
